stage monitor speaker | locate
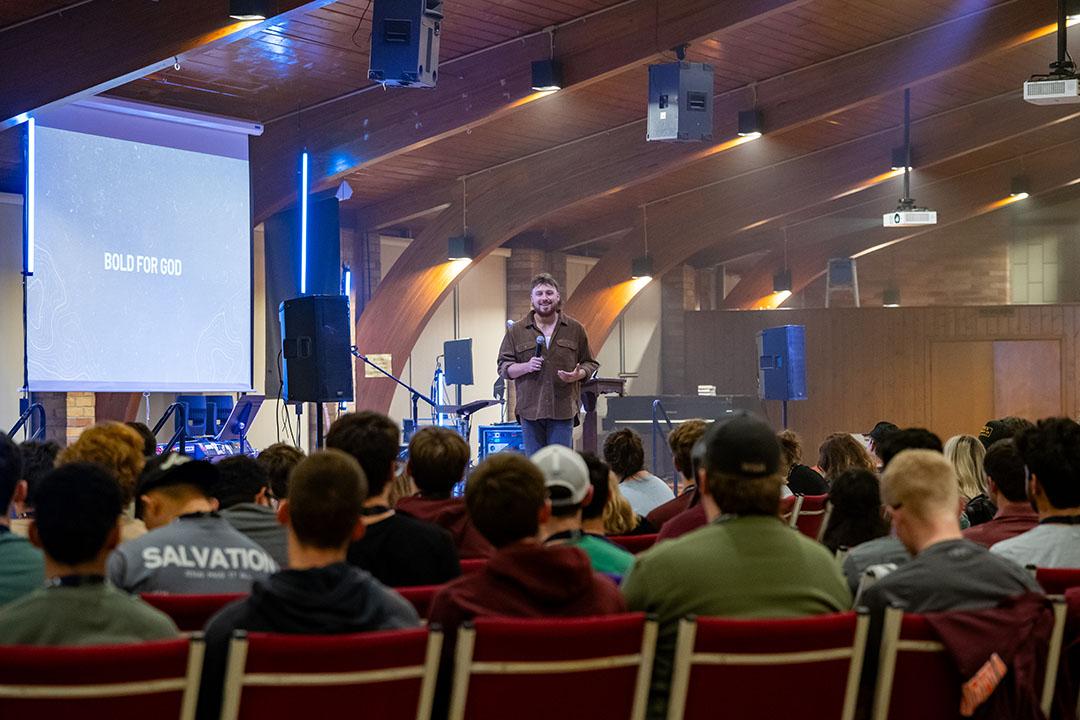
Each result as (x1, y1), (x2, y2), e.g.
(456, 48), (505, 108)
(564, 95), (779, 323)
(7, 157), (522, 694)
(368, 0), (442, 88)
(444, 337), (474, 386)
(757, 325), (807, 401)
(646, 62), (714, 142)
(280, 295), (354, 403)
(478, 424), (525, 459)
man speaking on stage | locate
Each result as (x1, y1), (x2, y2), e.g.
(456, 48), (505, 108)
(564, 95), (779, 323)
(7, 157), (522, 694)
(498, 273), (599, 456)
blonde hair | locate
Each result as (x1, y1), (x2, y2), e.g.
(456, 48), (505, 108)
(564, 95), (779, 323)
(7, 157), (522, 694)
(58, 422), (146, 506)
(943, 434), (987, 502)
(602, 471), (638, 535)
(881, 449), (959, 521)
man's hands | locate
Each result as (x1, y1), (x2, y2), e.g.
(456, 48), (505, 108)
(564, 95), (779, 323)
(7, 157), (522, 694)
(523, 356), (544, 373)
(557, 367), (585, 384)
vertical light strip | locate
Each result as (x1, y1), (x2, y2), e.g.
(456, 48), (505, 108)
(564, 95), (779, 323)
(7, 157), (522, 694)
(24, 117), (35, 276)
(299, 151), (309, 294)
(343, 266), (351, 297)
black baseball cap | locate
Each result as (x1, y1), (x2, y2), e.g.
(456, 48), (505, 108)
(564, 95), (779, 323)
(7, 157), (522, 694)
(138, 453), (219, 496)
(703, 413), (781, 478)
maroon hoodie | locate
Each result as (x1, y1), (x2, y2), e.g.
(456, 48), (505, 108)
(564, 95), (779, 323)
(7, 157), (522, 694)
(396, 495), (494, 559)
(428, 541), (625, 632)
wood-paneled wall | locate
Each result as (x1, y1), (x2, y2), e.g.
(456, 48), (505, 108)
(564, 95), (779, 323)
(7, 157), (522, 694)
(683, 305), (1080, 452)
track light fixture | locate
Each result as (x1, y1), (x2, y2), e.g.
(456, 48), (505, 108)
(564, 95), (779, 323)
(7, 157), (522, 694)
(531, 60), (562, 92)
(773, 269), (792, 293)
(883, 287), (901, 307)
(229, 0), (270, 20)
(448, 235), (474, 261)
(1010, 176), (1030, 200)
(631, 255), (654, 280)
(738, 109), (763, 139)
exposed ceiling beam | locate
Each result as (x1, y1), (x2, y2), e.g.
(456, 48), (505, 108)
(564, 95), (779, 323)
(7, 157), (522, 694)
(250, 0), (813, 221)
(0, 0), (335, 130)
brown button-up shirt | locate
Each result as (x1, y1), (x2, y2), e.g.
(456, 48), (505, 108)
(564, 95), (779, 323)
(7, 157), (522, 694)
(498, 311), (599, 422)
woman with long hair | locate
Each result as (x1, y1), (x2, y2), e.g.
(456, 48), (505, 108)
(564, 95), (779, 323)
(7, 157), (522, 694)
(944, 434), (994, 526)
(820, 468), (891, 553)
(817, 433), (876, 484)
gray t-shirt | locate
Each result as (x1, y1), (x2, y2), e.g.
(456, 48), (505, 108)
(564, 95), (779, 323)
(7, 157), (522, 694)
(991, 522), (1080, 569)
(620, 473), (675, 517)
(220, 503), (289, 570)
(108, 513), (278, 594)
(842, 535), (912, 594)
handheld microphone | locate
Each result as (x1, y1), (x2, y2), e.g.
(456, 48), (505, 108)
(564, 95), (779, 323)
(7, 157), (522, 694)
(535, 336), (545, 357)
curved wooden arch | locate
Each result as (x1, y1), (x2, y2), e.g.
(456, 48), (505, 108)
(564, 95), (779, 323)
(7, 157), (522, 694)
(565, 96), (1080, 342)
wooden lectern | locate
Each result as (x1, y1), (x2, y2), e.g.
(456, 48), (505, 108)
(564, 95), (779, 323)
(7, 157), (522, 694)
(581, 377), (626, 454)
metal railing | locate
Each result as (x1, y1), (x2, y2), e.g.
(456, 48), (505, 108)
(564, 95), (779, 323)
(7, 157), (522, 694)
(651, 399), (679, 494)
(152, 402), (190, 455)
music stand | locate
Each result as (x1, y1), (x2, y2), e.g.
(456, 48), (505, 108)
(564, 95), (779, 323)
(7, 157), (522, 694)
(215, 394), (264, 454)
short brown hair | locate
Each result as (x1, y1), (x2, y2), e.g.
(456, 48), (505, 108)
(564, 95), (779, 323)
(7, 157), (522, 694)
(668, 420), (707, 481)
(325, 412), (400, 496)
(257, 442), (306, 500)
(705, 469), (784, 516)
(466, 453), (546, 548)
(58, 422), (145, 506)
(409, 427), (469, 496)
(603, 428), (645, 479)
(531, 272), (560, 293)
(287, 449), (367, 549)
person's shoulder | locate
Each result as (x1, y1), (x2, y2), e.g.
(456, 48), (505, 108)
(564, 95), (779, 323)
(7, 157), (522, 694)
(0, 587), (47, 619)
(120, 591), (181, 636)
(989, 525), (1043, 555)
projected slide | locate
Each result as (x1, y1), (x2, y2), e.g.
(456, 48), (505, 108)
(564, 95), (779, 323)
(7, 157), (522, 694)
(27, 125), (252, 392)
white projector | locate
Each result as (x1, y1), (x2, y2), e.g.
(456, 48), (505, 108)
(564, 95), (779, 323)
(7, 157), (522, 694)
(1024, 77), (1080, 105)
(883, 209), (938, 227)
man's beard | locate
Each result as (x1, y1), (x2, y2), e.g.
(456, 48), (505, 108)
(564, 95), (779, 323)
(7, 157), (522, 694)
(533, 303), (557, 318)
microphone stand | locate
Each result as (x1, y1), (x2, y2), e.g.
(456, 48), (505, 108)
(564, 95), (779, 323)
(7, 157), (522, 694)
(350, 346), (438, 433)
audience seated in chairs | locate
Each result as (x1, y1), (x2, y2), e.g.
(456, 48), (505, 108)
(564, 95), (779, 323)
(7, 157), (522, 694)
(579, 453), (615, 537)
(198, 449), (420, 720)
(962, 439), (1038, 548)
(0, 462), (177, 644)
(537, 444), (633, 575)
(655, 436), (709, 542)
(396, 426), (494, 559)
(992, 417), (1080, 568)
(429, 451), (624, 636)
(646, 419), (708, 530)
(820, 468), (891, 554)
(817, 432), (877, 487)
(603, 428), (673, 517)
(213, 455), (288, 569)
(59, 421), (149, 542)
(0, 433), (43, 606)
(328, 412), (461, 587)
(944, 433), (995, 527)
(255, 442), (305, 504)
(778, 429), (828, 495)
(8, 438), (60, 538)
(600, 460), (656, 536)
(842, 428), (942, 593)
(622, 413), (851, 720)
(108, 454), (278, 594)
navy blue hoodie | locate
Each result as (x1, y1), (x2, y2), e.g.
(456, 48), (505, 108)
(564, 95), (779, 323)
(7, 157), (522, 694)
(197, 562), (420, 719)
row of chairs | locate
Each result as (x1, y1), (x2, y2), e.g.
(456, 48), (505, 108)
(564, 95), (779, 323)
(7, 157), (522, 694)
(1, 602), (1072, 720)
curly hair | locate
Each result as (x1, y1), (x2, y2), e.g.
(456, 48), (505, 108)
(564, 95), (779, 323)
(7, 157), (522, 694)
(603, 428), (645, 479)
(58, 422), (145, 506)
(817, 433), (876, 481)
(668, 420), (707, 481)
(1016, 417), (1080, 510)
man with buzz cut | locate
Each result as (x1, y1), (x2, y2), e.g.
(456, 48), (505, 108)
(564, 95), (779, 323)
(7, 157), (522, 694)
(197, 449), (420, 720)
(108, 453), (278, 594)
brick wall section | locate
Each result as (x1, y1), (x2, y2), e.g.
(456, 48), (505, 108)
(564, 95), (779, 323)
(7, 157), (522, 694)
(790, 213), (1011, 308)
(37, 392), (95, 447)
(660, 266), (698, 394)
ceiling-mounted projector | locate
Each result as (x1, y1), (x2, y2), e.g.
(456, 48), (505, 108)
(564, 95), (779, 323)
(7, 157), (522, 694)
(1024, 77), (1080, 104)
(883, 208), (938, 227)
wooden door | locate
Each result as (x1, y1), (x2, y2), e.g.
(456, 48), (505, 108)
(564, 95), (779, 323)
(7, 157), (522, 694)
(930, 341), (995, 441)
(993, 340), (1062, 420)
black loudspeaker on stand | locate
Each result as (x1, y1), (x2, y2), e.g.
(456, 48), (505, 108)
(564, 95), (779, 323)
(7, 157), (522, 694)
(280, 295), (354, 447)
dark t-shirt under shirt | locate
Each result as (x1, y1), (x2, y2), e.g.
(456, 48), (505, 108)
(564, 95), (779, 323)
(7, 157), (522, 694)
(347, 512), (461, 588)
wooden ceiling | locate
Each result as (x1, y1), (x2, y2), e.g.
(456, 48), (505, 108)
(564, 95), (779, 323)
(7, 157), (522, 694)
(3, 0), (1078, 412)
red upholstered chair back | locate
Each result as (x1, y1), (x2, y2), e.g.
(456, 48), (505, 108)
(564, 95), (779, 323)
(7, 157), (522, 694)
(666, 611), (868, 720)
(397, 584), (442, 620)
(780, 494), (798, 525)
(793, 494), (831, 540)
(220, 628), (441, 720)
(0, 636), (203, 720)
(871, 610), (961, 720)
(140, 593), (246, 632)
(608, 533), (658, 554)
(1036, 567), (1080, 595)
(459, 558), (487, 575)
(448, 613), (656, 720)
